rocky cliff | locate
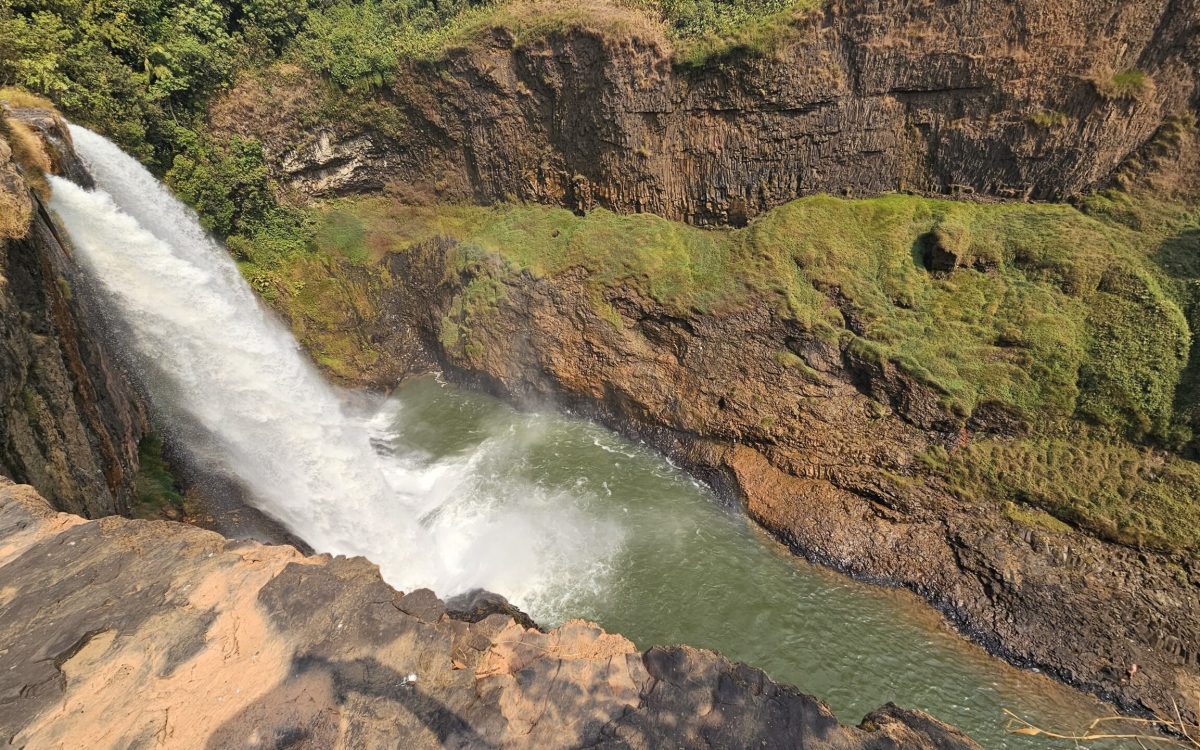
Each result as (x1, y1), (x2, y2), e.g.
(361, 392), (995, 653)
(212, 0), (1200, 225)
(0, 108), (146, 517)
(0, 479), (982, 749)
(289, 227), (1197, 723)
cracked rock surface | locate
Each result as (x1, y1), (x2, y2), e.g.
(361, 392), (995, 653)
(0, 479), (980, 749)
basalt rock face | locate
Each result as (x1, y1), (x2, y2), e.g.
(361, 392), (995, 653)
(0, 115), (146, 517)
(0, 480), (982, 749)
(213, 0), (1200, 225)
(379, 238), (1200, 723)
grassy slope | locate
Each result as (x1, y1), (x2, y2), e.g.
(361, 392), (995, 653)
(254, 190), (1200, 556)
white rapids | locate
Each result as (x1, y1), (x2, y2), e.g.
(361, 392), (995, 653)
(48, 125), (622, 613)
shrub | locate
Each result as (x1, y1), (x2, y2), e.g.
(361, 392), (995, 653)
(294, 1), (399, 91)
(1028, 110), (1069, 129)
(166, 132), (276, 238)
(1093, 68), (1153, 101)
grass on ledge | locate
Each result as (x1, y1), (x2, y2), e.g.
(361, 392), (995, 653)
(294, 0), (824, 85)
(923, 430), (1200, 555)
(1093, 68), (1154, 101)
(297, 193), (1193, 446)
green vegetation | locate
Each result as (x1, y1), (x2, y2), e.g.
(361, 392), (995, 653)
(1028, 110), (1069, 129)
(291, 195), (1191, 443)
(162, 128), (312, 293)
(1093, 68), (1153, 101)
(131, 434), (185, 519)
(0, 0), (272, 166)
(649, 0), (821, 66)
(924, 431), (1200, 554)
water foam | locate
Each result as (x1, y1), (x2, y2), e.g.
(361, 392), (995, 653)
(48, 125), (621, 613)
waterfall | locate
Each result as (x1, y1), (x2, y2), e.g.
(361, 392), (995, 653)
(48, 125), (621, 611)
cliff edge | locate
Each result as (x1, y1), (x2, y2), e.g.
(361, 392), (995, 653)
(0, 479), (981, 749)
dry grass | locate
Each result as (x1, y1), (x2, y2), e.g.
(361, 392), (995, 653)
(1005, 701), (1200, 748)
(0, 185), (34, 240)
(0, 87), (58, 112)
(0, 117), (51, 199)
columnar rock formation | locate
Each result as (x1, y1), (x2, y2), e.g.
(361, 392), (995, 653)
(213, 0), (1200, 224)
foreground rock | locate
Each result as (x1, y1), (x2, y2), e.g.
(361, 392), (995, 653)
(0, 480), (981, 749)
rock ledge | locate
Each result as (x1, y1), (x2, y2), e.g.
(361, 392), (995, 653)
(0, 479), (979, 749)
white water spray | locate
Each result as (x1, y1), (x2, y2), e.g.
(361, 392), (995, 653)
(49, 126), (621, 611)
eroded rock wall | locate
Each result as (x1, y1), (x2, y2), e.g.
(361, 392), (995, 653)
(0, 112), (146, 516)
(0, 479), (981, 749)
(214, 0), (1200, 224)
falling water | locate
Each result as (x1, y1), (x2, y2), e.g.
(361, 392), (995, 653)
(48, 125), (622, 608)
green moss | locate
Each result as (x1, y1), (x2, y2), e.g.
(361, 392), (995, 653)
(131, 434), (183, 520)
(1001, 501), (1075, 535)
(302, 192), (1195, 444)
(1028, 110), (1069, 129)
(1094, 68), (1152, 101)
(314, 207), (370, 263)
(928, 431), (1200, 554)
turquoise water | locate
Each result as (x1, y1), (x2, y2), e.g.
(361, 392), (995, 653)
(379, 377), (1136, 749)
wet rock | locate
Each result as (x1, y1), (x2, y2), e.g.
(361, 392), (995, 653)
(446, 588), (540, 630)
(0, 115), (147, 517)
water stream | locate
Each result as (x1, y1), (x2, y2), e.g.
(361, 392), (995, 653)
(49, 125), (1135, 748)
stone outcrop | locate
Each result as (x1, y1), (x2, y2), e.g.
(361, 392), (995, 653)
(212, 0), (1200, 225)
(353, 236), (1200, 724)
(0, 479), (982, 749)
(0, 111), (146, 517)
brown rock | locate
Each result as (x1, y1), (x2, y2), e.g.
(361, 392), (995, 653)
(212, 0), (1200, 225)
(0, 481), (981, 749)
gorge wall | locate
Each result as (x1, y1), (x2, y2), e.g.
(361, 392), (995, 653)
(200, 0), (1200, 718)
(0, 109), (146, 517)
(213, 0), (1200, 225)
(372, 233), (1200, 723)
